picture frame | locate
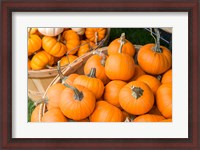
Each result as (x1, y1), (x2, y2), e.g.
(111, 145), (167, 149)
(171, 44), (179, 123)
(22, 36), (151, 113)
(1, 0), (199, 149)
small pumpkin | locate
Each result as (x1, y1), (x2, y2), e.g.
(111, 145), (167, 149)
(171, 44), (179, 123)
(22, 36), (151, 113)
(136, 74), (161, 95)
(73, 68), (104, 99)
(71, 28), (85, 35)
(156, 83), (172, 118)
(38, 27), (64, 36)
(77, 40), (91, 57)
(89, 101), (123, 122)
(119, 81), (154, 115)
(85, 28), (107, 43)
(84, 52), (110, 84)
(60, 54), (78, 66)
(42, 108), (68, 122)
(129, 64), (146, 81)
(133, 114), (165, 122)
(61, 30), (80, 55)
(28, 34), (42, 56)
(160, 118), (172, 122)
(31, 103), (47, 122)
(137, 28), (172, 75)
(31, 50), (54, 70)
(63, 73), (79, 86)
(59, 84), (96, 121)
(104, 80), (127, 108)
(108, 33), (135, 56)
(161, 69), (172, 84)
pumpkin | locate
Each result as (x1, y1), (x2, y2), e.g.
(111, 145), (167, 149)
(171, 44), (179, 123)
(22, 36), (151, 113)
(136, 75), (161, 95)
(63, 73), (79, 86)
(73, 68), (104, 99)
(71, 28), (85, 35)
(31, 103), (47, 122)
(42, 35), (67, 57)
(161, 69), (172, 84)
(42, 108), (68, 122)
(133, 114), (165, 122)
(77, 40), (91, 57)
(119, 81), (154, 115)
(38, 27), (64, 36)
(89, 101), (123, 122)
(105, 43), (135, 81)
(69, 118), (90, 122)
(129, 65), (146, 81)
(156, 83), (172, 118)
(61, 30), (80, 55)
(28, 34), (42, 56)
(108, 33), (135, 56)
(28, 59), (31, 70)
(104, 80), (127, 108)
(46, 83), (66, 110)
(31, 50), (54, 70)
(85, 28), (106, 43)
(148, 105), (162, 115)
(60, 54), (78, 66)
(84, 52), (110, 85)
(59, 84), (96, 120)
(28, 28), (39, 35)
(160, 118), (172, 122)
(137, 29), (172, 75)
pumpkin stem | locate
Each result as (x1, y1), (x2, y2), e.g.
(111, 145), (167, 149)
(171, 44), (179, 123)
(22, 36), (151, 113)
(57, 34), (61, 42)
(152, 28), (162, 53)
(131, 86), (144, 99)
(118, 33), (126, 53)
(87, 68), (96, 78)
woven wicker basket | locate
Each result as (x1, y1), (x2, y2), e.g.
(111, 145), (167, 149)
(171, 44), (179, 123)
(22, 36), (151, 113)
(28, 28), (111, 102)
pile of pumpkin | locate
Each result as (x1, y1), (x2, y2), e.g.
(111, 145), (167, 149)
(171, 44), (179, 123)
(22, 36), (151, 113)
(28, 27), (107, 70)
(31, 28), (172, 122)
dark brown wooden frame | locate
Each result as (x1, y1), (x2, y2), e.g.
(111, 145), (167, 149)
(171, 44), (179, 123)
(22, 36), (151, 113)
(1, 0), (199, 149)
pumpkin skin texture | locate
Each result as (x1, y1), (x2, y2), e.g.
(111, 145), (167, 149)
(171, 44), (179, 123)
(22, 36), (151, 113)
(84, 53), (110, 85)
(105, 53), (135, 81)
(85, 28), (107, 42)
(62, 30), (80, 55)
(161, 69), (172, 84)
(31, 50), (54, 70)
(104, 80), (127, 108)
(38, 28), (64, 36)
(133, 114), (165, 122)
(89, 101), (123, 122)
(160, 118), (172, 122)
(42, 108), (68, 122)
(63, 73), (79, 86)
(129, 65), (146, 81)
(31, 103), (46, 122)
(60, 55), (78, 66)
(77, 40), (91, 57)
(42, 36), (67, 57)
(119, 81), (154, 115)
(156, 83), (172, 118)
(137, 43), (172, 75)
(46, 83), (66, 110)
(28, 34), (42, 56)
(59, 85), (96, 121)
(73, 68), (104, 99)
(136, 75), (161, 95)
(108, 33), (135, 57)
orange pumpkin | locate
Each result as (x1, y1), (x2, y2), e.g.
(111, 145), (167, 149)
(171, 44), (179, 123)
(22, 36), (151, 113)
(133, 114), (165, 122)
(136, 75), (161, 95)
(31, 103), (46, 122)
(31, 50), (54, 70)
(73, 68), (104, 99)
(28, 34), (42, 56)
(59, 84), (96, 120)
(84, 52), (110, 85)
(129, 65), (146, 81)
(156, 83), (172, 118)
(108, 33), (135, 56)
(63, 73), (79, 86)
(61, 30), (80, 55)
(104, 80), (127, 108)
(161, 69), (172, 84)
(42, 35), (67, 57)
(89, 101), (123, 122)
(119, 81), (154, 115)
(60, 54), (78, 66)
(85, 28), (106, 43)
(42, 108), (68, 122)
(77, 40), (91, 57)
(160, 118), (172, 122)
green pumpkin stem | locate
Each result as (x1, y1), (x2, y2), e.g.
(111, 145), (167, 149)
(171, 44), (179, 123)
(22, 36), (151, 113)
(131, 86), (144, 99)
(152, 28), (162, 53)
(118, 33), (126, 53)
(87, 68), (96, 78)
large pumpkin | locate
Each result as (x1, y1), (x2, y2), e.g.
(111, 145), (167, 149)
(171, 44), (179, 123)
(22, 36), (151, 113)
(85, 28), (106, 43)
(133, 114), (165, 122)
(42, 108), (68, 122)
(156, 83), (172, 118)
(119, 81), (154, 115)
(73, 68), (104, 99)
(161, 69), (172, 84)
(38, 27), (64, 36)
(107, 33), (135, 56)
(28, 34), (42, 56)
(59, 84), (96, 121)
(89, 101), (123, 122)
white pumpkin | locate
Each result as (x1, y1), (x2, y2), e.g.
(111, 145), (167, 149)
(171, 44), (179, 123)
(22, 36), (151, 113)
(38, 28), (64, 36)
(71, 28), (85, 35)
